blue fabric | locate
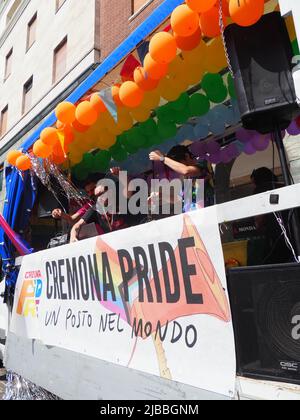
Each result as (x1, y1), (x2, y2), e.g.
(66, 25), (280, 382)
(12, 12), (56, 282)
(0, 168), (36, 293)
(21, 0), (182, 151)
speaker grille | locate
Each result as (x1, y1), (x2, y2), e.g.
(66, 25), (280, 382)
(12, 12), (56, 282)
(225, 12), (298, 133)
(228, 263), (300, 384)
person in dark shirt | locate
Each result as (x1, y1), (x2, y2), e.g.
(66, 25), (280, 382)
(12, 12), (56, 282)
(149, 145), (215, 211)
(70, 171), (143, 242)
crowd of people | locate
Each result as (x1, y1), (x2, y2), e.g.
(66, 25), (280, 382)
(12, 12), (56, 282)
(51, 145), (215, 244)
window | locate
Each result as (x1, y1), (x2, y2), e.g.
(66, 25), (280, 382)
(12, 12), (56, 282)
(22, 76), (33, 114)
(4, 49), (13, 80)
(6, 0), (22, 25)
(131, 0), (150, 15)
(53, 37), (67, 83)
(56, 0), (66, 12)
(27, 13), (37, 51)
(0, 106), (8, 137)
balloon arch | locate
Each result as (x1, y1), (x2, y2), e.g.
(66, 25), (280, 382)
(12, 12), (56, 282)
(6, 0), (299, 178)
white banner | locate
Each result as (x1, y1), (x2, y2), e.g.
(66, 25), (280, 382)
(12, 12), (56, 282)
(10, 208), (236, 397)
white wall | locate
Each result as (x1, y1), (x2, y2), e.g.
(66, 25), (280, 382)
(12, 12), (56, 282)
(0, 0), (98, 151)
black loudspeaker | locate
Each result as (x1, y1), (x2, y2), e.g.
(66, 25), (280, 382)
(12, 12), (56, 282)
(225, 12), (298, 133)
(228, 263), (300, 385)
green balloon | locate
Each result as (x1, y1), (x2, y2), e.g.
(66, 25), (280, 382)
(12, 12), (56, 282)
(93, 150), (111, 173)
(156, 104), (174, 123)
(292, 38), (300, 56)
(112, 148), (128, 162)
(72, 165), (87, 181)
(208, 85), (228, 103)
(157, 120), (177, 139)
(170, 93), (190, 111)
(227, 74), (237, 99)
(173, 107), (191, 124)
(202, 73), (228, 103)
(123, 141), (139, 154)
(202, 73), (222, 91)
(139, 119), (157, 136)
(146, 134), (162, 147)
(189, 93), (210, 117)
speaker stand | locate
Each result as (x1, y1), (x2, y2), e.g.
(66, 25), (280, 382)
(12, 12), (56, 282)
(274, 126), (300, 259)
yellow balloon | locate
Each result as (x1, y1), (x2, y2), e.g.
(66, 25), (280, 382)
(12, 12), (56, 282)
(186, 65), (205, 86)
(142, 90), (161, 110)
(117, 109), (134, 131)
(69, 153), (82, 165)
(107, 121), (123, 136)
(167, 55), (185, 77)
(97, 130), (117, 150)
(159, 78), (182, 101)
(183, 40), (207, 67)
(205, 37), (227, 73)
(131, 107), (152, 123)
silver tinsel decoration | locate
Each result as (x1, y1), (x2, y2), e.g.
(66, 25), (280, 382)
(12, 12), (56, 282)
(46, 160), (86, 206)
(3, 372), (60, 400)
(29, 155), (87, 211)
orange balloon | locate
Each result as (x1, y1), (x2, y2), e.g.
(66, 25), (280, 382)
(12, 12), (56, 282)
(133, 67), (159, 91)
(52, 139), (67, 159)
(40, 127), (59, 147)
(200, 7), (223, 38)
(149, 32), (177, 64)
(60, 124), (74, 145)
(119, 81), (144, 108)
(186, 0), (217, 13)
(171, 4), (200, 37)
(174, 27), (202, 51)
(55, 102), (76, 125)
(75, 101), (98, 126)
(90, 93), (107, 114)
(51, 153), (66, 165)
(112, 85), (124, 107)
(229, 0), (264, 27)
(56, 120), (65, 130)
(33, 140), (53, 159)
(7, 150), (22, 166)
(15, 155), (32, 171)
(72, 119), (89, 133)
(144, 53), (169, 80)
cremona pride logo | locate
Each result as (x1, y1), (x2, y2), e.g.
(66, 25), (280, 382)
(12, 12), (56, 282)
(17, 271), (43, 317)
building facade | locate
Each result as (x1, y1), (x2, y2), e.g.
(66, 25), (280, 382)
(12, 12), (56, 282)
(0, 0), (161, 207)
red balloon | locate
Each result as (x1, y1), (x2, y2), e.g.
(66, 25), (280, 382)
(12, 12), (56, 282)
(200, 7), (223, 38)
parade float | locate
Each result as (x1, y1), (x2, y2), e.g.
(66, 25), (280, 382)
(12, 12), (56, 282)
(0, 0), (300, 400)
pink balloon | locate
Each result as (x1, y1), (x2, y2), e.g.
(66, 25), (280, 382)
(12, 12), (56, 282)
(0, 214), (32, 256)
